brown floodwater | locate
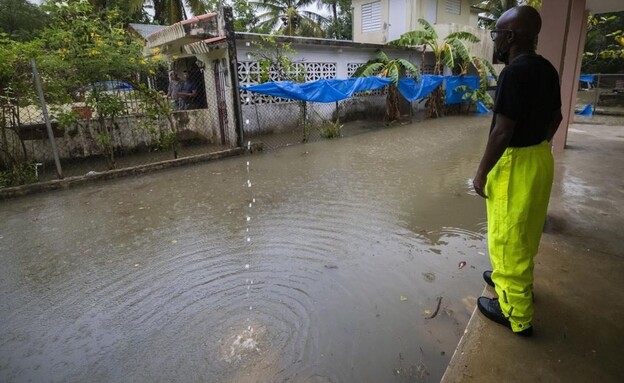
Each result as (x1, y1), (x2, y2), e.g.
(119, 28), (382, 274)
(0, 115), (492, 382)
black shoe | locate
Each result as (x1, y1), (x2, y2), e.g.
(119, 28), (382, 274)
(483, 270), (494, 287)
(477, 296), (533, 337)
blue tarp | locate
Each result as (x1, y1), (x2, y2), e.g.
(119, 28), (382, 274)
(240, 77), (392, 103)
(242, 75), (483, 105)
(397, 75), (445, 102)
(579, 74), (595, 83)
(445, 75), (480, 105)
(576, 104), (593, 115)
(477, 101), (492, 114)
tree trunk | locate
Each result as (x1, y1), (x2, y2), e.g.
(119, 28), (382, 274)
(385, 85), (401, 122)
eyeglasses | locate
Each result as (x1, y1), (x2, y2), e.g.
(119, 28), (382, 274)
(490, 29), (514, 40)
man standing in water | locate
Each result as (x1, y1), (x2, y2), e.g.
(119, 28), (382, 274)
(473, 6), (562, 336)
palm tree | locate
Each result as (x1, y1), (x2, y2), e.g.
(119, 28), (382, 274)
(352, 50), (420, 122)
(250, 0), (327, 37)
(151, 0), (209, 25)
(389, 18), (480, 118)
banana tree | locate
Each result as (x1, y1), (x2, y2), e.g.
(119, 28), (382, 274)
(455, 56), (499, 113)
(352, 50), (419, 122)
(250, 0), (327, 37)
(389, 18), (480, 118)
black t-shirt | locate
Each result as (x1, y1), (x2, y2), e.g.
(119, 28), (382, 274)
(491, 54), (561, 147)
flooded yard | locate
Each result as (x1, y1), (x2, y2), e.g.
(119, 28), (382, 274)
(0, 115), (492, 382)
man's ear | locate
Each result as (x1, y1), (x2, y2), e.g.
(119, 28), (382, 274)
(507, 31), (515, 43)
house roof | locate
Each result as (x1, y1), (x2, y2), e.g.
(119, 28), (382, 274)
(128, 23), (167, 40)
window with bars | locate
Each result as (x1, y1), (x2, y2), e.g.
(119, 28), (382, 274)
(445, 0), (461, 15)
(362, 1), (382, 33)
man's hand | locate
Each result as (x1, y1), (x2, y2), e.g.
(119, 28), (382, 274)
(473, 172), (487, 198)
(473, 113), (516, 199)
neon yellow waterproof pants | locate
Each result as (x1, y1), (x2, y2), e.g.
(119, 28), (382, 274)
(486, 140), (554, 332)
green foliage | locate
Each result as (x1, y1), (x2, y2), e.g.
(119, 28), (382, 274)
(250, 0), (328, 37)
(0, 35), (47, 106)
(250, 36), (305, 82)
(352, 50), (420, 122)
(136, 84), (178, 156)
(87, 92), (125, 119)
(0, 161), (39, 187)
(457, 85), (494, 111)
(0, 0), (50, 41)
(583, 12), (624, 73)
(389, 18), (485, 118)
(318, 119), (343, 139)
(88, 0), (148, 23)
(1, 1), (169, 175)
(353, 50), (420, 84)
(474, 1), (542, 29)
(389, 19), (480, 76)
(152, 0), (209, 25)
(323, 0), (353, 40)
(230, 0), (260, 32)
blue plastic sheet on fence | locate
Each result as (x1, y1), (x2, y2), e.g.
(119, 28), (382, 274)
(576, 104), (593, 115)
(397, 75), (445, 102)
(242, 75), (483, 105)
(579, 74), (595, 83)
(240, 77), (392, 103)
(477, 101), (492, 114)
(445, 75), (480, 105)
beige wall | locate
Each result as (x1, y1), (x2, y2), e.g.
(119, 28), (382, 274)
(434, 23), (494, 62)
(354, 0), (478, 44)
(436, 0), (472, 25)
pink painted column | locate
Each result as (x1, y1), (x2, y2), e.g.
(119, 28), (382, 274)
(537, 0), (587, 152)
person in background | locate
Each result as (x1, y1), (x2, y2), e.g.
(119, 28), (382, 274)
(166, 70), (181, 110)
(472, 5), (562, 337)
(178, 70), (198, 110)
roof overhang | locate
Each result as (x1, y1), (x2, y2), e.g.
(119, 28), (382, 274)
(145, 13), (225, 56)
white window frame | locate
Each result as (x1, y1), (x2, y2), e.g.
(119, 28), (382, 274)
(362, 1), (382, 33)
(445, 0), (461, 15)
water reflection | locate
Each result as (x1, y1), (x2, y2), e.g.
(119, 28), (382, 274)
(0, 116), (492, 382)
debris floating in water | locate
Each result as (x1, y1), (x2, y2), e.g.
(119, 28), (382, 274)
(458, 261), (467, 269)
(426, 297), (443, 319)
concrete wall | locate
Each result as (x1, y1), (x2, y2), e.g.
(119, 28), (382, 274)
(235, 36), (421, 135)
(196, 50), (239, 146)
(537, 0), (588, 151)
(25, 111), (218, 163)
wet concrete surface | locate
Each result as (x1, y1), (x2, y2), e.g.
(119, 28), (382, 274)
(442, 120), (624, 382)
(1, 116), (492, 382)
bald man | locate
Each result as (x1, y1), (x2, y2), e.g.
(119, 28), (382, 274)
(473, 6), (562, 336)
